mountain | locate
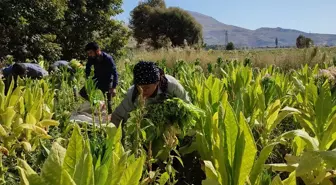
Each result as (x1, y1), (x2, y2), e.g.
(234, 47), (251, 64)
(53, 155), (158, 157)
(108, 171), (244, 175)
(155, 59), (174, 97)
(188, 11), (336, 47)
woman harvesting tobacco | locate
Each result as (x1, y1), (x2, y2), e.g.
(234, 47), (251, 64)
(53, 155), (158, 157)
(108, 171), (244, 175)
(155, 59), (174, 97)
(111, 61), (191, 126)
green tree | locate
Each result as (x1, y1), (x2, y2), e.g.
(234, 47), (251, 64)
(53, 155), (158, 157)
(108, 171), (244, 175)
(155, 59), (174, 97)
(130, 2), (203, 49)
(296, 35), (313, 48)
(275, 37), (278, 48)
(0, 0), (66, 62)
(0, 0), (129, 62)
(226, 42), (235, 50)
(141, 0), (166, 8)
(56, 0), (129, 60)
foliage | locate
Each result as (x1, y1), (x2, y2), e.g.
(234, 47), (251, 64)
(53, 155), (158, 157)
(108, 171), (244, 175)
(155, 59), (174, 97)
(0, 0), (129, 62)
(0, 78), (58, 183)
(4, 49), (336, 185)
(296, 35), (314, 48)
(226, 42), (235, 50)
(17, 124), (146, 185)
(130, 3), (203, 48)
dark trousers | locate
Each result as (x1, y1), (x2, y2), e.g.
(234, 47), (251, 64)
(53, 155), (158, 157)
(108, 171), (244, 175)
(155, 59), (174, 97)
(79, 86), (112, 114)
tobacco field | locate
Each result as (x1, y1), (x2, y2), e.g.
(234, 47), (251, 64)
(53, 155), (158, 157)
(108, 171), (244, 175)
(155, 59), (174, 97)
(1, 57), (336, 185)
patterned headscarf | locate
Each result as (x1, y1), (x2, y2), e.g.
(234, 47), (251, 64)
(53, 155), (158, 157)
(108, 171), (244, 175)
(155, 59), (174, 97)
(133, 61), (160, 85)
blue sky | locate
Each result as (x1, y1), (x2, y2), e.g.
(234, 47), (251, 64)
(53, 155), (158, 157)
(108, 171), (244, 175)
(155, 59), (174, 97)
(115, 0), (336, 34)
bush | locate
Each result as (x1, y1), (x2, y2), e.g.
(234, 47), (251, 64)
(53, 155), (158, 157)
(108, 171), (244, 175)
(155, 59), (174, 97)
(226, 42), (235, 50)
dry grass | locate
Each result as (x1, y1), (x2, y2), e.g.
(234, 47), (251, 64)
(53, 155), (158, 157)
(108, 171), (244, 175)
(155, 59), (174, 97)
(121, 47), (336, 69)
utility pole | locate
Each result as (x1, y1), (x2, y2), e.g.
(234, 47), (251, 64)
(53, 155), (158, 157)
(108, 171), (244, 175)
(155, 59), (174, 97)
(225, 30), (229, 46)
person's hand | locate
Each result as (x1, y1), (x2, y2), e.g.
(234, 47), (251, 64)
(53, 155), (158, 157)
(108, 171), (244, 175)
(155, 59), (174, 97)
(109, 88), (116, 97)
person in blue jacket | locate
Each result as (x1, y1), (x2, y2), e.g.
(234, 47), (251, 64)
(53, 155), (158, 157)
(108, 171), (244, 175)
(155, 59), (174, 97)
(79, 42), (118, 114)
(1, 63), (49, 94)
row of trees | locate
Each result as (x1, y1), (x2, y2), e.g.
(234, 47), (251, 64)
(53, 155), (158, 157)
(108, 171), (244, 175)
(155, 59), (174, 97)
(130, 0), (203, 49)
(0, 0), (130, 62)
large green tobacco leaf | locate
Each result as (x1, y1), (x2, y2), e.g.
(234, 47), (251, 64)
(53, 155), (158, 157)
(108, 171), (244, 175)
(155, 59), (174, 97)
(213, 106), (229, 185)
(73, 141), (94, 185)
(119, 155), (145, 185)
(320, 115), (336, 150)
(63, 125), (84, 178)
(222, 101), (239, 167)
(265, 100), (281, 131)
(107, 152), (127, 185)
(94, 165), (108, 185)
(250, 142), (280, 185)
(234, 113), (257, 185)
(41, 142), (66, 185)
(61, 169), (76, 185)
(315, 81), (332, 138)
(280, 130), (319, 151)
(105, 127), (126, 185)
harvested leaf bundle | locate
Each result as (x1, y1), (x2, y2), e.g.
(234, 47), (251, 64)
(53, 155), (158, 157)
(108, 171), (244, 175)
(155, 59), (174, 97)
(143, 98), (204, 140)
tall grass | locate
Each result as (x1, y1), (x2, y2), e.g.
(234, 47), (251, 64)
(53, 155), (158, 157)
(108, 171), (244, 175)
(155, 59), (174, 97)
(122, 47), (336, 70)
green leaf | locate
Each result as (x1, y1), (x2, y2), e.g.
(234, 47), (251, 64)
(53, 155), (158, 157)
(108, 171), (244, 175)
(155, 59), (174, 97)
(61, 169), (76, 185)
(315, 81), (332, 139)
(0, 124), (8, 137)
(282, 171), (296, 185)
(269, 107), (300, 132)
(41, 142), (66, 185)
(95, 165), (108, 185)
(158, 172), (170, 185)
(222, 101), (239, 167)
(26, 113), (37, 125)
(63, 124), (84, 177)
(250, 142), (280, 185)
(107, 151), (127, 185)
(73, 141), (94, 185)
(202, 179), (221, 185)
(37, 120), (59, 127)
(236, 113), (257, 185)
(119, 155), (146, 185)
(270, 175), (283, 185)
(1, 106), (16, 127)
(265, 100), (281, 131)
(280, 130), (319, 151)
(265, 163), (298, 172)
(203, 161), (219, 181)
(8, 86), (22, 107)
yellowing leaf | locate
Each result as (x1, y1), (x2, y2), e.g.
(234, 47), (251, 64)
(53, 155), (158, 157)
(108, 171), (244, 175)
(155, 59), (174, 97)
(26, 113), (37, 125)
(37, 120), (59, 127)
(0, 106), (16, 127)
(0, 124), (8, 137)
(21, 141), (32, 152)
(8, 86), (22, 107)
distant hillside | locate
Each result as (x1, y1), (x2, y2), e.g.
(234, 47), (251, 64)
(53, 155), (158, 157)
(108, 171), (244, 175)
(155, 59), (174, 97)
(188, 11), (336, 47)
